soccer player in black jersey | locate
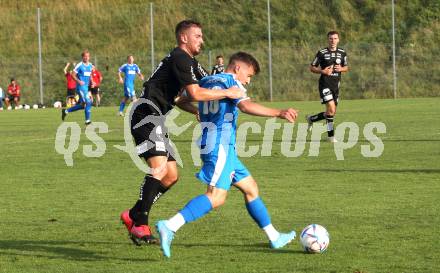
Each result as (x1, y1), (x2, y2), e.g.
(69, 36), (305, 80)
(120, 20), (243, 245)
(211, 55), (224, 75)
(307, 31), (349, 142)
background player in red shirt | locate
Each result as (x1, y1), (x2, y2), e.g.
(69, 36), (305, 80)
(5, 78), (21, 110)
(64, 63), (77, 107)
(89, 65), (103, 107)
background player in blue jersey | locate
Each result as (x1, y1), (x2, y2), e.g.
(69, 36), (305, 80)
(61, 50), (94, 125)
(156, 52), (299, 258)
(118, 55), (144, 116)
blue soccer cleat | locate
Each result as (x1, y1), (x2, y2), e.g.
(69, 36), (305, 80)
(270, 231), (296, 249)
(156, 220), (174, 258)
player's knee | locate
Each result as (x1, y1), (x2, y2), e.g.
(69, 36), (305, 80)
(162, 173), (178, 187)
(326, 109), (336, 116)
(211, 196), (226, 208)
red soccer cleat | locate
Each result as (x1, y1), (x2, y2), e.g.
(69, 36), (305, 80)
(120, 209), (134, 231)
(129, 225), (159, 245)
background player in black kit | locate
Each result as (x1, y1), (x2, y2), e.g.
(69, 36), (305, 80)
(307, 31), (348, 143)
(211, 55), (224, 75)
(120, 20), (243, 245)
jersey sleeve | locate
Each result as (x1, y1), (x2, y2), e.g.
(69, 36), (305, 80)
(73, 63), (82, 74)
(135, 65), (141, 73)
(118, 64), (126, 73)
(342, 52), (348, 66)
(172, 55), (199, 86)
(311, 51), (321, 67)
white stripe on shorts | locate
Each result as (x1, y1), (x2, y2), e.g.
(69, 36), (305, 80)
(210, 145), (227, 187)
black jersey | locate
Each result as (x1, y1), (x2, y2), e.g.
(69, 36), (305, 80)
(211, 64), (224, 75)
(311, 47), (348, 91)
(138, 47), (208, 115)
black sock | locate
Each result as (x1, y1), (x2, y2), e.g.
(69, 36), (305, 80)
(326, 115), (334, 137)
(310, 112), (326, 122)
(129, 175), (168, 226)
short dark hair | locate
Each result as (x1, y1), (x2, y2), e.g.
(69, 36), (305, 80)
(175, 20), (202, 42)
(229, 52), (260, 75)
(10, 78), (15, 82)
(216, 55), (223, 59)
(327, 30), (339, 37)
(81, 49), (89, 57)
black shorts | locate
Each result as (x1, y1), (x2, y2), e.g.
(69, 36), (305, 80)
(130, 112), (176, 161)
(7, 95), (20, 101)
(90, 87), (100, 95)
(319, 86), (339, 106)
(67, 88), (76, 97)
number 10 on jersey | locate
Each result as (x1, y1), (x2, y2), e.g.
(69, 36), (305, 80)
(202, 100), (219, 114)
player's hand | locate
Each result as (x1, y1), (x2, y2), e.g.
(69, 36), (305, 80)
(334, 64), (342, 72)
(118, 78), (123, 84)
(79, 80), (85, 86)
(321, 66), (333, 76)
(279, 108), (298, 123)
(226, 86), (244, 99)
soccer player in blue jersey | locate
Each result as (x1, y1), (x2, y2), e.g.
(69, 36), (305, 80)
(118, 55), (144, 116)
(61, 50), (94, 125)
(156, 52), (299, 258)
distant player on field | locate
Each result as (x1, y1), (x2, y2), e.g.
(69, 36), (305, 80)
(63, 62), (77, 107)
(4, 78), (21, 110)
(61, 50), (94, 125)
(211, 55), (224, 75)
(119, 20), (243, 246)
(156, 52), (299, 258)
(307, 31), (348, 142)
(117, 55), (144, 116)
(89, 65), (103, 107)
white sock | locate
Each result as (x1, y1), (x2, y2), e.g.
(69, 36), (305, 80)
(263, 224), (280, 242)
(165, 213), (186, 232)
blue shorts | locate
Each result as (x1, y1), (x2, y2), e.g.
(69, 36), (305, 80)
(124, 86), (136, 98)
(196, 145), (250, 190)
(76, 88), (91, 104)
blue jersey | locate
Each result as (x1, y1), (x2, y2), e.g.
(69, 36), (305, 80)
(74, 62), (93, 91)
(198, 73), (248, 154)
(119, 63), (140, 88)
(196, 73), (250, 189)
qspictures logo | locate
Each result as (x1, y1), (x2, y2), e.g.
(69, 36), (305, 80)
(55, 99), (386, 172)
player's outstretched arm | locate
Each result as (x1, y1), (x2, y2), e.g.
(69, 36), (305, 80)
(185, 84), (243, 102)
(238, 99), (298, 123)
(64, 63), (70, 74)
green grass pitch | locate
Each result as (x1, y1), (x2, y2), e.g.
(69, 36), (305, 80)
(0, 98), (438, 273)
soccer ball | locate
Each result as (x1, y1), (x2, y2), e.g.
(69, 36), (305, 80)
(300, 224), (330, 253)
(53, 101), (62, 108)
(33, 104), (39, 109)
(24, 104), (30, 110)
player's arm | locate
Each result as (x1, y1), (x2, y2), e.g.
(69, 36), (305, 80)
(335, 53), (349, 73)
(118, 71), (124, 84)
(185, 84), (243, 102)
(310, 52), (333, 76)
(63, 63), (70, 74)
(175, 91), (199, 117)
(238, 99), (298, 123)
(72, 70), (84, 86)
(137, 72), (145, 81)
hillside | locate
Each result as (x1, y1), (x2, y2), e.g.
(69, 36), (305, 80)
(0, 0), (439, 105)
